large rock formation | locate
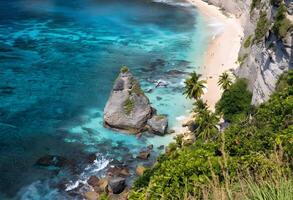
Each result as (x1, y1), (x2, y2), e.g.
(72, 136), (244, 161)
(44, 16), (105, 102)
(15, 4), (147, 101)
(104, 67), (168, 134)
(204, 0), (292, 105)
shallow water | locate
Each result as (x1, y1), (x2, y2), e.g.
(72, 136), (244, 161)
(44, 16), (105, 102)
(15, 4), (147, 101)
(0, 0), (210, 199)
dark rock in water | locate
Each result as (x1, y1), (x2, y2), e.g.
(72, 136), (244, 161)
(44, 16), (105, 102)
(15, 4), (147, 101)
(168, 129), (175, 134)
(36, 155), (72, 168)
(155, 80), (168, 88)
(156, 96), (162, 101)
(82, 127), (96, 134)
(147, 144), (153, 150)
(137, 149), (150, 160)
(148, 59), (166, 70)
(166, 69), (188, 76)
(157, 145), (164, 150)
(146, 115), (168, 135)
(108, 177), (126, 194)
(107, 166), (130, 177)
(87, 153), (97, 164)
(87, 176), (100, 187)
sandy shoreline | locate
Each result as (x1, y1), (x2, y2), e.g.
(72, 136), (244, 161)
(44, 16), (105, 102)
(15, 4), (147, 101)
(176, 0), (243, 133)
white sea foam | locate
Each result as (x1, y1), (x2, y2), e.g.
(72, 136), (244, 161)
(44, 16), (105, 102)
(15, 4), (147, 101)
(152, 0), (192, 7)
(65, 154), (110, 192)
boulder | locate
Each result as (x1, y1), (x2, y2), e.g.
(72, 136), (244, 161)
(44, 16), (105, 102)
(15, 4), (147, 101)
(182, 133), (195, 146)
(137, 150), (150, 160)
(93, 178), (108, 193)
(136, 166), (146, 176)
(147, 144), (153, 150)
(107, 166), (130, 177)
(87, 153), (97, 164)
(87, 176), (100, 187)
(108, 177), (126, 194)
(104, 69), (152, 133)
(146, 115), (168, 135)
(84, 191), (99, 200)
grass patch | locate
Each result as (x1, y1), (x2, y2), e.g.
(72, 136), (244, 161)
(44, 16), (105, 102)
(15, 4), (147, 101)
(255, 11), (270, 42)
(237, 53), (248, 66)
(123, 98), (134, 115)
(131, 81), (144, 95)
(243, 35), (253, 48)
(273, 4), (292, 38)
(120, 65), (129, 73)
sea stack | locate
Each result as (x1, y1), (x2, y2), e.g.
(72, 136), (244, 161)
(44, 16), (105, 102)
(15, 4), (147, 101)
(103, 66), (168, 134)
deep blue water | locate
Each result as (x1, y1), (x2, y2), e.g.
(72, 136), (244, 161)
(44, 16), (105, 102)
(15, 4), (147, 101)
(0, 0), (209, 199)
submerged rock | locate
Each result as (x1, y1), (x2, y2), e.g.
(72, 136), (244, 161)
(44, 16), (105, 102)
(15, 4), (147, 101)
(35, 155), (72, 168)
(104, 67), (168, 135)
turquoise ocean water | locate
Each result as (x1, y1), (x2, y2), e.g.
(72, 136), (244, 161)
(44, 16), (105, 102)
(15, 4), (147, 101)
(0, 0), (210, 199)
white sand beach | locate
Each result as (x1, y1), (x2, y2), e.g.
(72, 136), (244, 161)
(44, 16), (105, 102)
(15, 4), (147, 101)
(176, 0), (243, 133)
(188, 0), (244, 110)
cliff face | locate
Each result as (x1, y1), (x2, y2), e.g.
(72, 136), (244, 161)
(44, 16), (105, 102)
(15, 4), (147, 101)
(204, 0), (293, 105)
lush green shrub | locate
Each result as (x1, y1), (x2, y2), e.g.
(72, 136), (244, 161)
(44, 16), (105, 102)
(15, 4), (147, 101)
(120, 65), (129, 73)
(273, 4), (292, 38)
(244, 35), (253, 48)
(216, 79), (252, 122)
(251, 0), (262, 11)
(129, 71), (293, 200)
(255, 11), (270, 42)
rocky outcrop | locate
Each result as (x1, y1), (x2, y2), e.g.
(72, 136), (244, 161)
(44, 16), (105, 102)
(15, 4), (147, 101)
(146, 115), (168, 135)
(205, 0), (292, 105)
(104, 67), (168, 134)
(236, 1), (292, 105)
(108, 177), (126, 194)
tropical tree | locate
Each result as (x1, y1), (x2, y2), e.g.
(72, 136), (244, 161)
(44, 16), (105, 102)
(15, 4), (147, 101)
(218, 72), (233, 91)
(192, 99), (208, 115)
(195, 110), (219, 141)
(183, 72), (206, 100)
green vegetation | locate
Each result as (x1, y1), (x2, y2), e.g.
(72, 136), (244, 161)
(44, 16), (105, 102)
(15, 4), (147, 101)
(216, 78), (252, 122)
(129, 71), (293, 200)
(237, 53), (248, 66)
(183, 72), (206, 100)
(251, 0), (261, 12)
(273, 4), (292, 38)
(123, 98), (134, 115)
(245, 178), (293, 200)
(255, 11), (270, 42)
(131, 81), (144, 95)
(218, 72), (233, 91)
(120, 65), (129, 73)
(195, 109), (219, 141)
(243, 35), (253, 48)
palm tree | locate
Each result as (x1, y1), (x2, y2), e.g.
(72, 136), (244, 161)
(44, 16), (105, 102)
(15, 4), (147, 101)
(183, 72), (206, 100)
(192, 99), (208, 115)
(218, 72), (232, 91)
(195, 110), (219, 141)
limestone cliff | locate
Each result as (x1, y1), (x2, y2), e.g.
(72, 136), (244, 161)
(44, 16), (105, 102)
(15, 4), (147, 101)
(204, 0), (292, 105)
